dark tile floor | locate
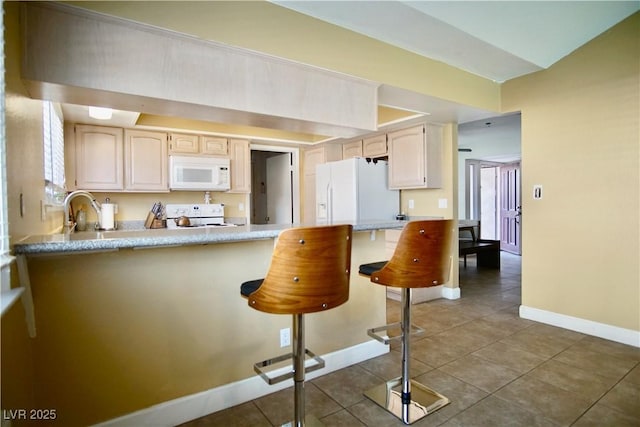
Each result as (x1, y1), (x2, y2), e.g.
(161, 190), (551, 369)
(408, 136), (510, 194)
(181, 253), (640, 426)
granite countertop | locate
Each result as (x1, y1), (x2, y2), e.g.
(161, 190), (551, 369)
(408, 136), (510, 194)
(12, 220), (408, 255)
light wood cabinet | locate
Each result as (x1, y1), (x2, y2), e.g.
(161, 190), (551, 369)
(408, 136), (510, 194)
(342, 140), (363, 159)
(169, 133), (228, 156)
(75, 126), (169, 192)
(228, 139), (251, 193)
(124, 130), (168, 191)
(75, 125), (124, 191)
(168, 133), (199, 154)
(303, 144), (342, 223)
(363, 134), (387, 158)
(388, 124), (442, 189)
(200, 136), (228, 155)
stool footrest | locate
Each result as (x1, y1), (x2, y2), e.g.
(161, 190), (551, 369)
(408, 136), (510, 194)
(254, 349), (325, 385)
(367, 322), (425, 345)
(364, 377), (450, 424)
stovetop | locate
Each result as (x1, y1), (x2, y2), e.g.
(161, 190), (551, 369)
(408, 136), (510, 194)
(165, 204), (232, 229)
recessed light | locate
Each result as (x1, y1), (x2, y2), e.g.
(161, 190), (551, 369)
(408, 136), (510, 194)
(89, 106), (113, 120)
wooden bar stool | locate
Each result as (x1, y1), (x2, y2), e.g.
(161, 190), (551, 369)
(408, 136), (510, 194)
(241, 224), (353, 427)
(359, 220), (454, 424)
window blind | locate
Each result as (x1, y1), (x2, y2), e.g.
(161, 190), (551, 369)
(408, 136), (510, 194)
(43, 101), (65, 204)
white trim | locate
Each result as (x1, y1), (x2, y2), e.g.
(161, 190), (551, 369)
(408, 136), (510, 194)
(93, 339), (388, 427)
(520, 305), (640, 348)
(441, 286), (461, 300)
(387, 285), (460, 303)
(1, 287), (24, 316)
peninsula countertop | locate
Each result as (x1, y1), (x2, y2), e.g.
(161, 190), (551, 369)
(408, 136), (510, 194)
(12, 220), (408, 255)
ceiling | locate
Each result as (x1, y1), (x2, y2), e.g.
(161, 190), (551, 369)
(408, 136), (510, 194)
(272, 1), (639, 83)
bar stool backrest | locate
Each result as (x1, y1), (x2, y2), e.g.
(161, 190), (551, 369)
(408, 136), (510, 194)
(371, 220), (454, 288)
(247, 224), (353, 314)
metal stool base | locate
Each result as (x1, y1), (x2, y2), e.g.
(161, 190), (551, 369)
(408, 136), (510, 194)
(280, 413), (324, 427)
(364, 377), (450, 424)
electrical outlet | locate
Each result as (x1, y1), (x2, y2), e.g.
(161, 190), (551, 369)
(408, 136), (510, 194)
(280, 328), (291, 348)
(408, 199), (415, 209)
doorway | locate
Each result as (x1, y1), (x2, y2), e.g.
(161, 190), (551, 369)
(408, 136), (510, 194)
(250, 145), (300, 225)
(466, 160), (522, 254)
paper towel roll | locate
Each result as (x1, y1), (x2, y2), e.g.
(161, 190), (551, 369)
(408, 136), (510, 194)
(101, 203), (116, 230)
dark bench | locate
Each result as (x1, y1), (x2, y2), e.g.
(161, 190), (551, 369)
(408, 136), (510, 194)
(459, 239), (500, 268)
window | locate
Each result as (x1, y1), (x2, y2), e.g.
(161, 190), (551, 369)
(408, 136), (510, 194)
(43, 101), (65, 205)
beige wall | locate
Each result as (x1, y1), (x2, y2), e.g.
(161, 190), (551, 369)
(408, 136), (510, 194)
(502, 13), (639, 331)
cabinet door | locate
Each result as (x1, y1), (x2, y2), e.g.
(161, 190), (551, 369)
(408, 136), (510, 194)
(228, 139), (250, 193)
(75, 125), (124, 190)
(388, 125), (426, 189)
(363, 134), (387, 157)
(169, 133), (199, 154)
(124, 130), (168, 191)
(342, 140), (362, 159)
(200, 136), (228, 155)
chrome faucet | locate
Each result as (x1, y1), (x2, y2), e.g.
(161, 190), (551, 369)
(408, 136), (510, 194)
(63, 190), (102, 233)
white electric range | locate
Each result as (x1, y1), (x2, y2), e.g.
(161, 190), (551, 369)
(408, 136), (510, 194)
(165, 203), (235, 229)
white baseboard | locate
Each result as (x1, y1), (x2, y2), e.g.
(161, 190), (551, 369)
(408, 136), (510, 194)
(520, 305), (640, 348)
(441, 286), (461, 300)
(386, 285), (460, 303)
(93, 340), (389, 427)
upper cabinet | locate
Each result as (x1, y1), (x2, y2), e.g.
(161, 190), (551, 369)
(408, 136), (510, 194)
(342, 140), (363, 159)
(124, 130), (168, 191)
(169, 133), (228, 156)
(200, 135), (228, 156)
(75, 125), (124, 191)
(362, 134), (388, 158)
(388, 124), (442, 189)
(168, 133), (198, 154)
(74, 125), (169, 192)
(228, 139), (251, 193)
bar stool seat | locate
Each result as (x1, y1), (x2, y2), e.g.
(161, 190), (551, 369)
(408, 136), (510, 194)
(359, 220), (454, 425)
(241, 224), (353, 427)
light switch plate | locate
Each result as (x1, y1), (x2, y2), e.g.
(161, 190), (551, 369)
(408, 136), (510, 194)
(438, 198), (448, 209)
(533, 185), (543, 199)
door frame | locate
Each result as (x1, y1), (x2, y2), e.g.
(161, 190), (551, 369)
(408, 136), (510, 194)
(250, 143), (300, 224)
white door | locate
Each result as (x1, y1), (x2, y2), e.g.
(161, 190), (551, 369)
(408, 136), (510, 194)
(500, 162), (522, 254)
(266, 153), (293, 224)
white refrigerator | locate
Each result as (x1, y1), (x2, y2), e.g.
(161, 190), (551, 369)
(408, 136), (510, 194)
(316, 157), (399, 224)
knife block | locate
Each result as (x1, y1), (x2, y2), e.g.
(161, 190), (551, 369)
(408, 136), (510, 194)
(144, 211), (166, 229)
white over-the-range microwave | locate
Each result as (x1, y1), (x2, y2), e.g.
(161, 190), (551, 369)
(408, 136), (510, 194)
(169, 155), (231, 191)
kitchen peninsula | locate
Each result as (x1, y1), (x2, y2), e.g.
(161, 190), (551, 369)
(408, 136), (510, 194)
(12, 221), (405, 426)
